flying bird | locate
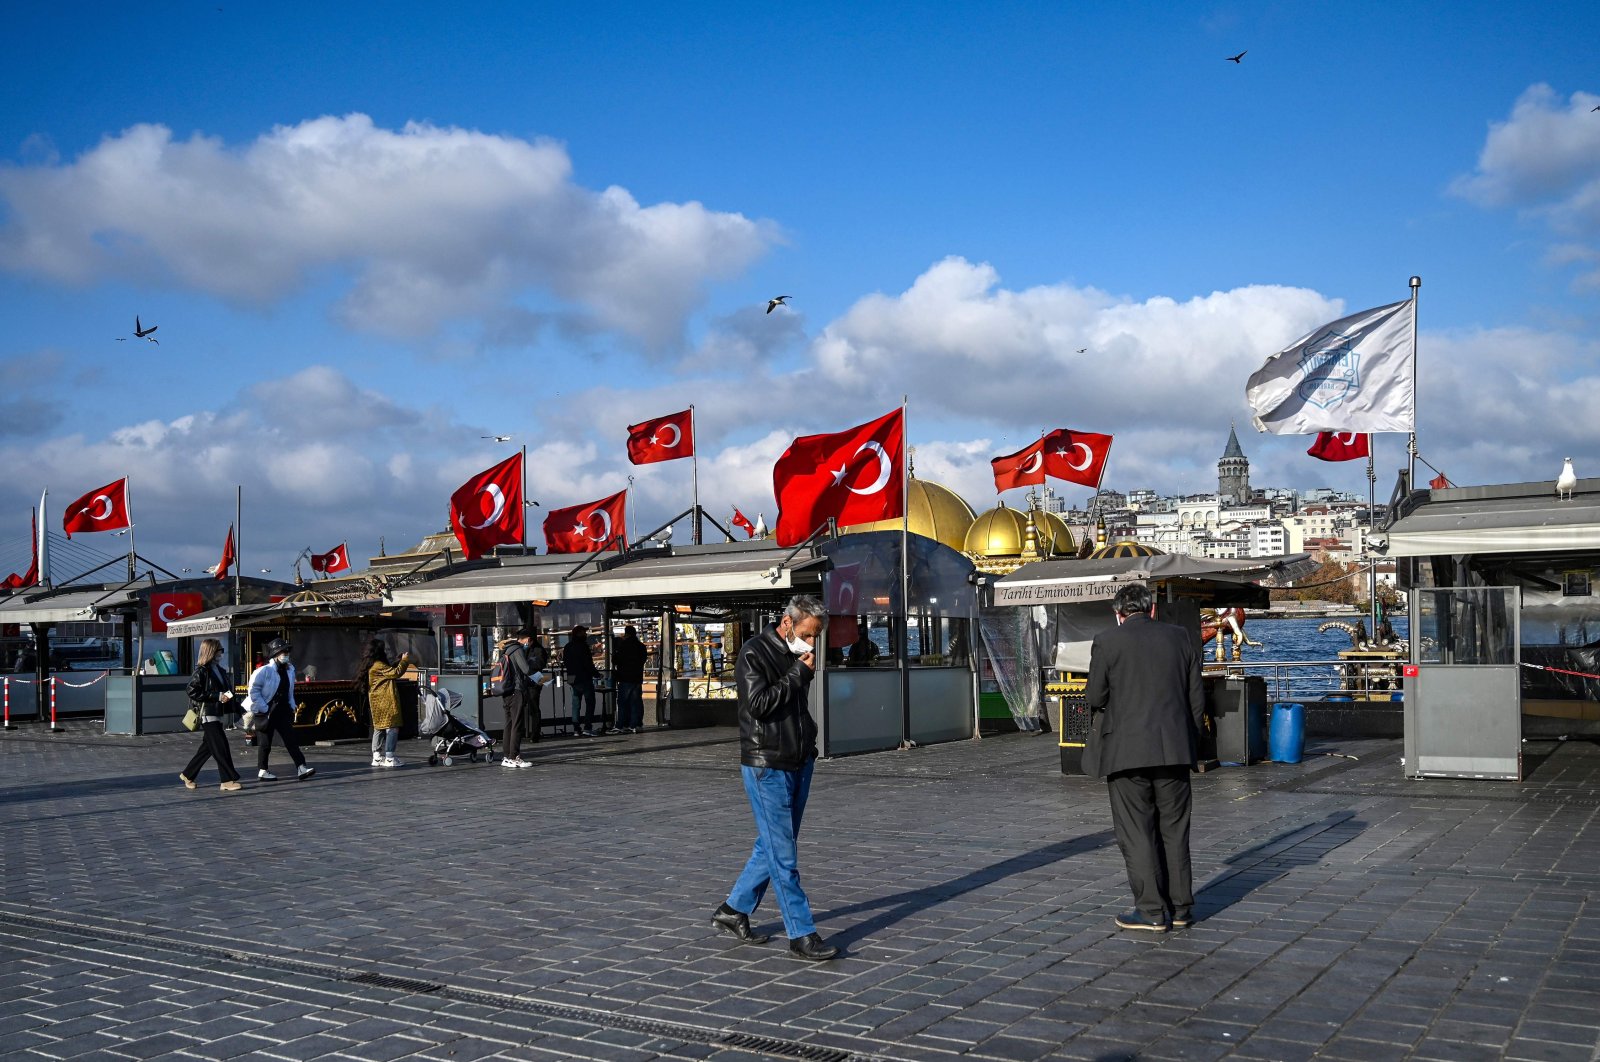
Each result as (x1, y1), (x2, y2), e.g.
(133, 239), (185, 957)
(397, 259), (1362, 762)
(1076, 348), (1088, 354)
(482, 435), (512, 442)
(1593, 105), (1600, 112)
(134, 315), (159, 343)
(1557, 457), (1578, 501)
(766, 295), (792, 314)
(1226, 50), (1247, 63)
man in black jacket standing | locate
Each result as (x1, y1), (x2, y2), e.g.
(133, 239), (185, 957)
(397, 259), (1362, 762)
(1085, 583), (1206, 933)
(711, 594), (838, 961)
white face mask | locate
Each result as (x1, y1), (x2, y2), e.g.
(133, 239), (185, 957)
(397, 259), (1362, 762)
(786, 635), (812, 655)
(275, 653), (291, 665)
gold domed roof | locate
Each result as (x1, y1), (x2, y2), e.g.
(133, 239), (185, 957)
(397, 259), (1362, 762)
(963, 504), (1075, 562)
(1087, 539), (1165, 560)
(844, 477), (976, 552)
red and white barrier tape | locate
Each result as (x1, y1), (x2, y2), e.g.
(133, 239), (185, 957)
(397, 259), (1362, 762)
(1521, 661), (1600, 681)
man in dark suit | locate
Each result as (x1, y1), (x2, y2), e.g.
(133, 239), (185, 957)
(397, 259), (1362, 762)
(1084, 583), (1206, 933)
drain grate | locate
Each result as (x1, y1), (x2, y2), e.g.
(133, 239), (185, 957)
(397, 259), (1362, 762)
(348, 972), (443, 994)
(720, 1031), (853, 1061)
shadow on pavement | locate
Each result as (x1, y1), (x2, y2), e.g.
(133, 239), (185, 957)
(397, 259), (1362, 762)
(1195, 810), (1366, 921)
(818, 830), (1117, 945)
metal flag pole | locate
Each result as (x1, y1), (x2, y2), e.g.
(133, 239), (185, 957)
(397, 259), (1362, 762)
(234, 486), (242, 605)
(521, 444), (528, 555)
(626, 475), (636, 548)
(123, 477), (137, 580)
(690, 405), (701, 545)
(1366, 434), (1379, 640)
(899, 396), (912, 750)
(1407, 275), (1421, 487)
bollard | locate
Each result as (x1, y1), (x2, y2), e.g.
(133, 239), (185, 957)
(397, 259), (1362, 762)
(48, 675), (62, 733)
(2, 677), (11, 730)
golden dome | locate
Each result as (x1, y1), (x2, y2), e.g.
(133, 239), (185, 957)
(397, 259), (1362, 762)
(963, 504), (1075, 560)
(845, 477), (976, 552)
(1087, 539), (1165, 560)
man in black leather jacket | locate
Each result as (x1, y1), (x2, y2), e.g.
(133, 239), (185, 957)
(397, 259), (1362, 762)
(711, 594), (838, 961)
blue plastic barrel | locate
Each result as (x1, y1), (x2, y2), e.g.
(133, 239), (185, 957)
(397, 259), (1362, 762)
(1269, 703), (1306, 764)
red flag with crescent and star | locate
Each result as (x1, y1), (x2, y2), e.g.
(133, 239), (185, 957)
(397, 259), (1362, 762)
(731, 508), (756, 538)
(1041, 429), (1113, 488)
(626, 409), (694, 465)
(215, 525), (235, 580)
(772, 408), (905, 547)
(62, 477), (130, 538)
(449, 453), (525, 560)
(543, 490), (627, 554)
(150, 592), (204, 634)
(3, 509), (38, 590)
(310, 543), (351, 574)
(1306, 432), (1369, 462)
(1430, 472), (1453, 490)
(991, 438), (1048, 492)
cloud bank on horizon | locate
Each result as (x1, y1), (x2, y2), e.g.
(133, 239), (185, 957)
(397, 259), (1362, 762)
(0, 97), (1595, 572)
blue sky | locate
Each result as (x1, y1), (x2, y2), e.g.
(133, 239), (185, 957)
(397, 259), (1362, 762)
(2, 1), (1598, 577)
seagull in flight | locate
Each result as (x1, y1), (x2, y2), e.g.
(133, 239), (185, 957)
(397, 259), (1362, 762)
(482, 434), (513, 442)
(766, 295), (792, 314)
(1076, 348), (1088, 354)
(1226, 50), (1247, 63)
(1592, 105), (1600, 112)
(116, 315), (160, 344)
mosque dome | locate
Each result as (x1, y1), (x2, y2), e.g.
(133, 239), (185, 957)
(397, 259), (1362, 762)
(963, 503), (1076, 571)
(1087, 539), (1165, 560)
(844, 477), (976, 552)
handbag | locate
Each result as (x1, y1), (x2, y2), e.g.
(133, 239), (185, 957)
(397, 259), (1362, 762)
(182, 707), (201, 731)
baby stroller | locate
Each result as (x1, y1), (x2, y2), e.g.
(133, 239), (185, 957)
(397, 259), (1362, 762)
(417, 684), (496, 766)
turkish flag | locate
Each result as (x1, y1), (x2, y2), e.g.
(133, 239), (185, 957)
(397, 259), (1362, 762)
(1307, 432), (1369, 462)
(151, 592), (204, 634)
(450, 453), (525, 560)
(310, 543), (351, 574)
(444, 603), (471, 625)
(1430, 472), (1453, 489)
(992, 439), (1047, 492)
(215, 525), (235, 580)
(773, 408), (905, 547)
(62, 478), (130, 538)
(1041, 429), (1113, 488)
(544, 490), (627, 554)
(825, 561), (863, 647)
(626, 409), (694, 465)
(731, 508), (756, 538)
(3, 509), (38, 590)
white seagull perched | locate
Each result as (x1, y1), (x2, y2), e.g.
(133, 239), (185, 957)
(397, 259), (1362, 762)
(752, 512), (768, 538)
(766, 295), (792, 314)
(1557, 457), (1578, 501)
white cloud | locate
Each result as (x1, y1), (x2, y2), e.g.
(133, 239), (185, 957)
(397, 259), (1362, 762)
(0, 115), (776, 347)
(1451, 84), (1600, 289)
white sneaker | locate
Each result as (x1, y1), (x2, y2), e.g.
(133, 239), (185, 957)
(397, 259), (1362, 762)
(296, 764), (316, 780)
(258, 769), (277, 781)
(384, 756), (404, 768)
(371, 754), (385, 767)
(501, 756), (521, 768)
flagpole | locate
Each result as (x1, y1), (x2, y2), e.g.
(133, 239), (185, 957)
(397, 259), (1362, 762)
(899, 395), (911, 750)
(690, 405), (701, 545)
(234, 486), (242, 605)
(1366, 434), (1378, 641)
(520, 444), (528, 555)
(124, 477), (137, 580)
(1407, 276), (1421, 488)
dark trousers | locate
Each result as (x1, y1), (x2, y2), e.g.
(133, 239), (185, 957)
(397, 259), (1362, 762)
(1107, 764), (1194, 920)
(502, 689), (524, 759)
(568, 677), (594, 731)
(183, 720), (240, 783)
(256, 704), (306, 771)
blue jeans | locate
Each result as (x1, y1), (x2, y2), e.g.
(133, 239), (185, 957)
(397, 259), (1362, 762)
(727, 760), (816, 939)
(615, 681), (643, 729)
(568, 677), (594, 731)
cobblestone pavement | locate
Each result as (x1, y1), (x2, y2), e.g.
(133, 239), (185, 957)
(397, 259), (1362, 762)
(2, 721), (1598, 1061)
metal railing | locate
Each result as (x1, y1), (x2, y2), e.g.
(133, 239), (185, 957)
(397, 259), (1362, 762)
(1205, 658), (1406, 704)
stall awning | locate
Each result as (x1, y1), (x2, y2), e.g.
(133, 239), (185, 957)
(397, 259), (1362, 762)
(991, 553), (1314, 607)
(0, 583), (144, 624)
(165, 595), (408, 638)
(1377, 478), (1600, 558)
(385, 541), (829, 608)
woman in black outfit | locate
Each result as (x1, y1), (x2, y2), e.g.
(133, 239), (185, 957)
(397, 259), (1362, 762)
(180, 638), (243, 792)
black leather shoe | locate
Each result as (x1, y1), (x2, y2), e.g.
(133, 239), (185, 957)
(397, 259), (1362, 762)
(711, 904), (769, 944)
(788, 932), (839, 961)
(1169, 911), (1194, 928)
(1114, 909), (1168, 932)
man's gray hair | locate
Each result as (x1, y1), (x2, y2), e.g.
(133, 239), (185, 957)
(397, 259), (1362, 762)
(1113, 583), (1154, 617)
(785, 594), (828, 625)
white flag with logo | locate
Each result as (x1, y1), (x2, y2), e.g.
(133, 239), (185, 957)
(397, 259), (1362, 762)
(1246, 299), (1415, 434)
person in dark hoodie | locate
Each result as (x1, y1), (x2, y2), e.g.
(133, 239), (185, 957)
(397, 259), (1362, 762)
(562, 624), (599, 737)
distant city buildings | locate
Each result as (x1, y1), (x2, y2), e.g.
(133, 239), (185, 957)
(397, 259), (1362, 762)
(1070, 428), (1376, 562)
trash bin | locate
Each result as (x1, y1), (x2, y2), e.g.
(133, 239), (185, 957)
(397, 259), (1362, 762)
(671, 677), (689, 700)
(1269, 702), (1306, 764)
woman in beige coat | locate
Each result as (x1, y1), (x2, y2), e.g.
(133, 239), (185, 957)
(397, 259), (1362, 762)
(357, 639), (411, 768)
